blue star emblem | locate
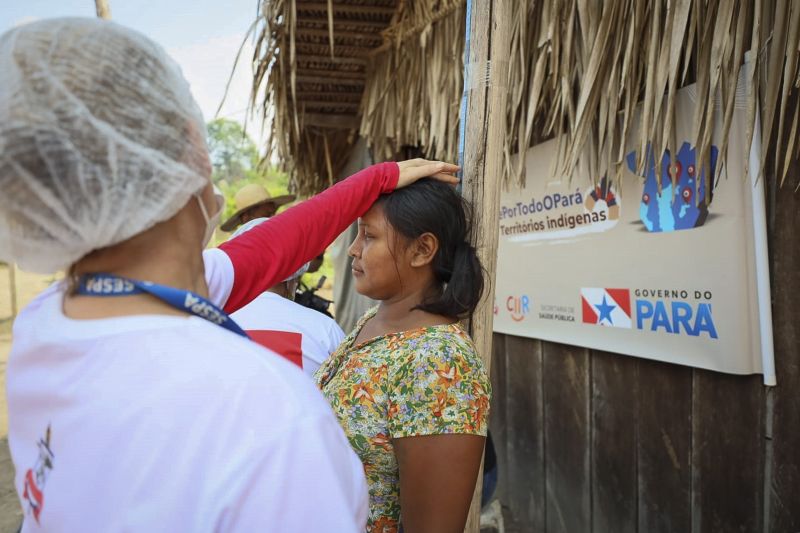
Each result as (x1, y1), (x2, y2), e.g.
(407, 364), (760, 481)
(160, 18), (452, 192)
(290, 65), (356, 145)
(595, 295), (616, 325)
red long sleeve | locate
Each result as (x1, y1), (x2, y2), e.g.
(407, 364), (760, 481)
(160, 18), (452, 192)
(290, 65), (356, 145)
(219, 162), (399, 313)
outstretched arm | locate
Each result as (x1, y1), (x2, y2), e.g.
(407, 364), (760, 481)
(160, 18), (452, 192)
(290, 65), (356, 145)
(216, 159), (459, 313)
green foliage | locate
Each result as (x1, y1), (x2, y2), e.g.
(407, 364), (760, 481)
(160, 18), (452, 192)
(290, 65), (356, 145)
(206, 118), (337, 288)
(207, 118), (292, 223)
(206, 118), (259, 184)
(208, 119), (293, 245)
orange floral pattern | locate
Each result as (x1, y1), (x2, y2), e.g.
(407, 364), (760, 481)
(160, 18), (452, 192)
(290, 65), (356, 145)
(314, 308), (491, 532)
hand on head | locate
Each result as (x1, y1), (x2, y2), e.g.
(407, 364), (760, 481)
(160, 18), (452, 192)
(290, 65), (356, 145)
(396, 159), (460, 189)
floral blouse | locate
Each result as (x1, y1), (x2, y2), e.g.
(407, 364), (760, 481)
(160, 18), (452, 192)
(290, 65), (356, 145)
(314, 307), (491, 533)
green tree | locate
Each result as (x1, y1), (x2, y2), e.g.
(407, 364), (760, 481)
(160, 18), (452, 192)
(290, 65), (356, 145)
(206, 118), (259, 183)
(205, 120), (333, 286)
(206, 119), (293, 228)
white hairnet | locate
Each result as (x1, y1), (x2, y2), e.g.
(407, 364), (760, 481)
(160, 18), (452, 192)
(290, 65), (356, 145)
(0, 18), (211, 273)
(231, 217), (310, 281)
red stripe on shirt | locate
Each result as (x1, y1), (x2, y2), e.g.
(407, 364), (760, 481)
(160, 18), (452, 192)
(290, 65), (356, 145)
(248, 330), (304, 368)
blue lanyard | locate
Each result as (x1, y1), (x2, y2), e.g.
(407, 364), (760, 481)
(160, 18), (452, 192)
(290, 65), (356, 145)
(76, 274), (249, 339)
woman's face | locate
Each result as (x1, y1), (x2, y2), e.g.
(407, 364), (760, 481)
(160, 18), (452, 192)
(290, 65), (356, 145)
(348, 204), (411, 300)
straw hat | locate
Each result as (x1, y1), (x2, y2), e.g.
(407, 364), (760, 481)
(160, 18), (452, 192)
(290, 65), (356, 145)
(220, 184), (294, 231)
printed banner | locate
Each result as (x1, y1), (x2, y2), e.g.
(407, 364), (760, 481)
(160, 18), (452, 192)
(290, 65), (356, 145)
(493, 80), (773, 378)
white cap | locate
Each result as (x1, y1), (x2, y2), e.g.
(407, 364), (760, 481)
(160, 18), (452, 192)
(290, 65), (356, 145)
(0, 18), (211, 273)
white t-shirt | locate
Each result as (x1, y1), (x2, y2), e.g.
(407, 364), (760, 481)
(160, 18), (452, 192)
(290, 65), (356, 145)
(7, 276), (367, 531)
(203, 248), (236, 308)
(232, 291), (345, 377)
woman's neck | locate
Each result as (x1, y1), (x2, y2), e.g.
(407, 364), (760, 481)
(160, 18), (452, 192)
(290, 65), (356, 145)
(63, 209), (208, 319)
(375, 282), (450, 329)
(73, 242), (206, 294)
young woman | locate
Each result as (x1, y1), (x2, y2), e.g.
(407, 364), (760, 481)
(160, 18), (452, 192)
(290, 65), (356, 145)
(315, 179), (491, 533)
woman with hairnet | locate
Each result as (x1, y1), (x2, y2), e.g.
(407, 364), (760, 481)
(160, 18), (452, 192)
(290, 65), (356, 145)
(0, 18), (459, 532)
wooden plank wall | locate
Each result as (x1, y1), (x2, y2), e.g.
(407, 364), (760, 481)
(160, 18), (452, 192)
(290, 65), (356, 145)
(488, 159), (800, 532)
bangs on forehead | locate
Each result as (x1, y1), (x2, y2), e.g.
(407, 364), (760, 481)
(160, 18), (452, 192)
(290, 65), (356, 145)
(361, 203), (389, 225)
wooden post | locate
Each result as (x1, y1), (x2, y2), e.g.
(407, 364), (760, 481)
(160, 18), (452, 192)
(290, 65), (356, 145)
(460, 0), (512, 531)
(95, 0), (112, 19)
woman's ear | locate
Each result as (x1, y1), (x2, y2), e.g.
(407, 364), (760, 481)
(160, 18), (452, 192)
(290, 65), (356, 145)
(410, 232), (439, 267)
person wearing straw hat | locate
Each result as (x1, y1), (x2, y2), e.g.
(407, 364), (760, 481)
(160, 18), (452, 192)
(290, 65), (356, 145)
(220, 184), (295, 232)
(0, 17), (459, 533)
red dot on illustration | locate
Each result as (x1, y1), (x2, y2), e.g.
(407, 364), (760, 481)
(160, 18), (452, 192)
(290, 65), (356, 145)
(668, 161), (683, 180)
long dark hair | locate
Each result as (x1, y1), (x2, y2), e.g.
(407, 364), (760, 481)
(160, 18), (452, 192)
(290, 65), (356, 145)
(375, 178), (485, 319)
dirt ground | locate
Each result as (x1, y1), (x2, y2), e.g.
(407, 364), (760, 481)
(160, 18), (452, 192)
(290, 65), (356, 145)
(0, 438), (22, 532)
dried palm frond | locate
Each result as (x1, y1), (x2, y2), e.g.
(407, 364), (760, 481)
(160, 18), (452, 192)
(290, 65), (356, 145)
(359, 0), (465, 162)
(506, 0), (800, 189)
(251, 0), (800, 194)
(250, 0), (393, 196)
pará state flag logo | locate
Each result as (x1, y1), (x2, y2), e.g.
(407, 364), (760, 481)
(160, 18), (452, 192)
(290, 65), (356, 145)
(581, 288), (632, 328)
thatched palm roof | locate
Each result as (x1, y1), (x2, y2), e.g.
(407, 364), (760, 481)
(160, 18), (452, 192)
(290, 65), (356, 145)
(252, 1), (800, 195)
(251, 0), (398, 195)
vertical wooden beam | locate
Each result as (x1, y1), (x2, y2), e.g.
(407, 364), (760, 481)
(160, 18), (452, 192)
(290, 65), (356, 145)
(543, 343), (592, 533)
(326, 0), (335, 57)
(488, 333), (508, 505)
(95, 0), (111, 19)
(591, 351), (638, 533)
(460, 0), (512, 531)
(636, 359), (692, 533)
(765, 126), (800, 533)
(691, 371), (764, 532)
(505, 336), (546, 530)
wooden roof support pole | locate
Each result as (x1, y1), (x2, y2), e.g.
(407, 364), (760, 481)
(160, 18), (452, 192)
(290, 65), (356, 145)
(94, 0), (111, 19)
(459, 0), (512, 532)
